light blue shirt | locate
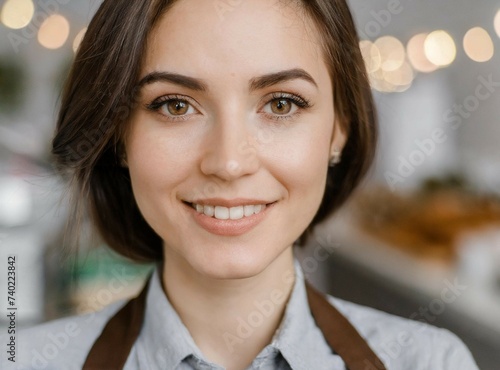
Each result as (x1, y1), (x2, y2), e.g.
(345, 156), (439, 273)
(1, 259), (479, 369)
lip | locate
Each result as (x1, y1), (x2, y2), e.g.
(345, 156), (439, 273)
(182, 200), (277, 236)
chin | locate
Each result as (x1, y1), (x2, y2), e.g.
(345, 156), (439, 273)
(189, 248), (273, 280)
(164, 232), (293, 281)
(201, 259), (268, 280)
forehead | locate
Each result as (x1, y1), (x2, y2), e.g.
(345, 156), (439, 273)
(143, 0), (328, 83)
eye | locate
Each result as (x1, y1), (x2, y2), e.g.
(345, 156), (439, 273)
(269, 99), (293, 115)
(262, 92), (312, 120)
(165, 100), (190, 116)
(146, 95), (198, 120)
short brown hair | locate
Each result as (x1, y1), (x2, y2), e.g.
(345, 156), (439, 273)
(52, 0), (377, 263)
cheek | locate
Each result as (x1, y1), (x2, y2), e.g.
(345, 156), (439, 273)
(263, 123), (331, 225)
(269, 121), (331, 186)
(127, 122), (193, 185)
(127, 137), (166, 197)
(125, 124), (191, 225)
(285, 139), (328, 187)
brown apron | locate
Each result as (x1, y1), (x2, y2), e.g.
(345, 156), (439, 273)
(82, 274), (386, 370)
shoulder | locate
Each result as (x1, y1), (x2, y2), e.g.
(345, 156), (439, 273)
(1, 299), (127, 370)
(325, 295), (479, 370)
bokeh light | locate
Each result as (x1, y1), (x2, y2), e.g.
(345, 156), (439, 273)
(383, 61), (414, 91)
(369, 68), (397, 93)
(37, 14), (70, 50)
(495, 10), (500, 38)
(73, 27), (87, 53)
(360, 40), (381, 73)
(424, 30), (456, 67)
(363, 35), (415, 93)
(407, 33), (438, 73)
(0, 0), (34, 30)
(375, 36), (406, 72)
(368, 60), (415, 93)
(463, 27), (494, 62)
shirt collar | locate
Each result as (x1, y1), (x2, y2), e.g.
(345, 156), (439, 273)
(137, 262), (209, 369)
(136, 259), (335, 370)
(270, 259), (338, 370)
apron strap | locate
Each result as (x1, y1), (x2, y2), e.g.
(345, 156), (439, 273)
(305, 281), (386, 370)
(82, 276), (151, 370)
(83, 274), (386, 370)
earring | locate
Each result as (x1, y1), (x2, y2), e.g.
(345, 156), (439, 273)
(329, 149), (341, 166)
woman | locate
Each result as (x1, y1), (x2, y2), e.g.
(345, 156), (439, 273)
(2, 0), (478, 369)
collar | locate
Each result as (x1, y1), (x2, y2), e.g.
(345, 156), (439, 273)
(270, 259), (341, 369)
(137, 261), (211, 369)
(135, 259), (337, 370)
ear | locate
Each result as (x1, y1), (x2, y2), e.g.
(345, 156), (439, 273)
(329, 116), (348, 160)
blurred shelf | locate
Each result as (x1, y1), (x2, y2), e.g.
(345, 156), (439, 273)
(301, 210), (500, 369)
(314, 211), (500, 339)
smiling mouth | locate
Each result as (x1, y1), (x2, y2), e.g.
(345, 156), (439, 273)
(182, 200), (277, 220)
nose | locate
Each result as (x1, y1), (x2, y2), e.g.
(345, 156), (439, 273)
(200, 109), (260, 182)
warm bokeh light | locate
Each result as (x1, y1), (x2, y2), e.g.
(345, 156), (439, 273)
(0, 0), (34, 30)
(37, 14), (70, 50)
(73, 27), (87, 53)
(369, 68), (397, 93)
(366, 37), (414, 94)
(407, 33), (438, 73)
(495, 10), (500, 38)
(424, 30), (456, 67)
(463, 27), (494, 62)
(424, 31), (456, 67)
(359, 40), (381, 73)
(383, 61), (414, 92)
(375, 36), (406, 72)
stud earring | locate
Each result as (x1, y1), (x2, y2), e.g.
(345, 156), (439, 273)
(329, 150), (342, 166)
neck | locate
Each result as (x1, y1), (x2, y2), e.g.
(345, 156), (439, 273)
(161, 247), (296, 370)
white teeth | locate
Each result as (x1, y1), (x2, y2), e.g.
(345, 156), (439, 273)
(204, 205), (215, 217)
(243, 205), (254, 217)
(229, 206), (244, 220)
(214, 206), (229, 220)
(192, 203), (268, 219)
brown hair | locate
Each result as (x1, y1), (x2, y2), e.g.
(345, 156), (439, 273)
(52, 0), (377, 263)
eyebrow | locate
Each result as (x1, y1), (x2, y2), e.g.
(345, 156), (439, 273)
(249, 68), (318, 91)
(137, 71), (208, 91)
(136, 68), (318, 92)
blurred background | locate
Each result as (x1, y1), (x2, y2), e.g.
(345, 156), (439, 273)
(0, 0), (499, 368)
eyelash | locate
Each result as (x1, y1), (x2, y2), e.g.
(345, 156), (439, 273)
(145, 94), (193, 122)
(265, 92), (312, 121)
(145, 92), (312, 122)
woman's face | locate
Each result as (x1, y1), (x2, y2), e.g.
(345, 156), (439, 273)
(125, 0), (346, 279)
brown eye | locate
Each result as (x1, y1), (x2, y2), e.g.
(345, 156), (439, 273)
(270, 99), (292, 115)
(166, 100), (189, 115)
